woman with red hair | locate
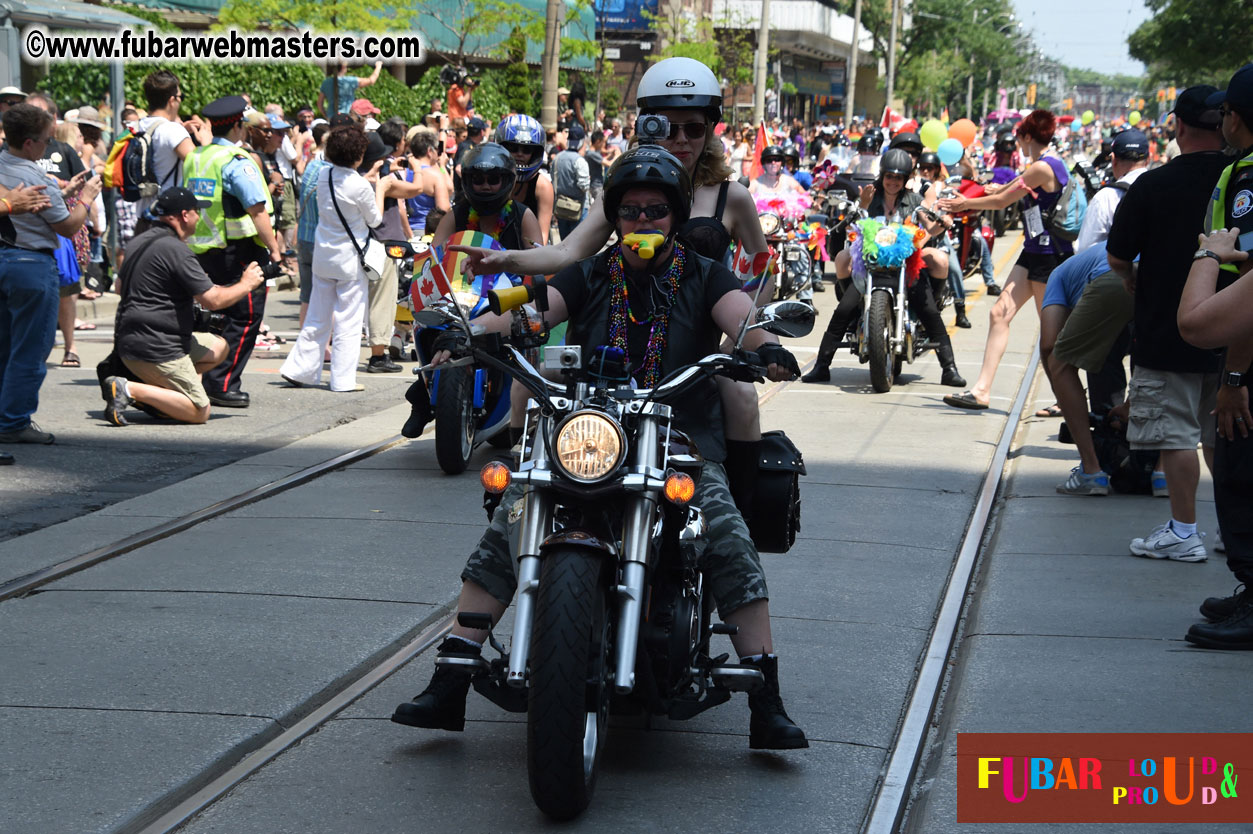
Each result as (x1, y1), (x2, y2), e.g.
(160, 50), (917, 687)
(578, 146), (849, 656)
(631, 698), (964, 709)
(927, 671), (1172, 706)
(936, 109), (1071, 409)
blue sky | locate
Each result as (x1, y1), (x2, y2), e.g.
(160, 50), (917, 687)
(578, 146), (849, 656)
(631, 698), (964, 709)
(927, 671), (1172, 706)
(1012, 0), (1150, 77)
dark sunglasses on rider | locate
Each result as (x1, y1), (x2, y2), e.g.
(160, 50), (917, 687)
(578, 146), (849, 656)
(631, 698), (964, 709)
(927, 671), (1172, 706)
(616, 203), (672, 221)
(665, 121), (707, 141)
(501, 141), (541, 158)
(466, 170), (506, 187)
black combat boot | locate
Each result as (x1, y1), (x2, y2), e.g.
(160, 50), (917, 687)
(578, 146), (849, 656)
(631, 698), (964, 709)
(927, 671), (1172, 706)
(745, 655), (809, 750)
(1200, 584), (1247, 621)
(954, 303), (972, 329)
(391, 637), (481, 730)
(1187, 589), (1253, 649)
(937, 345), (966, 388)
(401, 378), (434, 438)
(800, 332), (840, 383)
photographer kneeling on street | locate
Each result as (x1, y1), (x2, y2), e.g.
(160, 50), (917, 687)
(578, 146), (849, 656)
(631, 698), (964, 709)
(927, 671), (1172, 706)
(102, 187), (264, 426)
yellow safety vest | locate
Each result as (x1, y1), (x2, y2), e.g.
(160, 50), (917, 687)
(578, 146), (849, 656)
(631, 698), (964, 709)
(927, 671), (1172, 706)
(182, 143), (274, 254)
(1206, 146), (1253, 276)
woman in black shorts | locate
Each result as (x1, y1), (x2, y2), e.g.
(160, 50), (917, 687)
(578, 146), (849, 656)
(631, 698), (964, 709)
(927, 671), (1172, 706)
(935, 109), (1070, 409)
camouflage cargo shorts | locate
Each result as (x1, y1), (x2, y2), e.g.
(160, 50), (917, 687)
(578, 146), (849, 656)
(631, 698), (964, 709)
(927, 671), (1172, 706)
(461, 461), (768, 619)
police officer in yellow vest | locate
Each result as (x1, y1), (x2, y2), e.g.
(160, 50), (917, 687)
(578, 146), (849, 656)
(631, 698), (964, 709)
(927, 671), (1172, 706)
(1179, 64), (1253, 649)
(183, 95), (282, 408)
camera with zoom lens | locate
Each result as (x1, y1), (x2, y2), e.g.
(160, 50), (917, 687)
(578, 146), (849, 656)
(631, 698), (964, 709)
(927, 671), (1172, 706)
(192, 303), (226, 333)
(261, 261), (285, 280)
(635, 113), (670, 146)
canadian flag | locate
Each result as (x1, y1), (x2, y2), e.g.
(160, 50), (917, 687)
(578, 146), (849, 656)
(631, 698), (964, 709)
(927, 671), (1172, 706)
(408, 243), (454, 313)
(881, 107), (906, 133)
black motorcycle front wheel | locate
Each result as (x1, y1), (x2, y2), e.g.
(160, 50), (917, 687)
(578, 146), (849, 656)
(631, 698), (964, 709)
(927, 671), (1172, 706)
(527, 548), (612, 820)
(867, 291), (895, 393)
(434, 366), (476, 475)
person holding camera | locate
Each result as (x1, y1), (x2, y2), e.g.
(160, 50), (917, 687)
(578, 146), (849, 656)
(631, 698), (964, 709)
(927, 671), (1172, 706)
(182, 95), (283, 409)
(103, 188), (264, 426)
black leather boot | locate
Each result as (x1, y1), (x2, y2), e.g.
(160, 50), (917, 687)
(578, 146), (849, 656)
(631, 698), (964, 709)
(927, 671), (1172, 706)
(954, 303), (972, 329)
(937, 344), (966, 388)
(745, 655), (809, 749)
(391, 637), (480, 730)
(1187, 589), (1253, 649)
(801, 332), (840, 383)
(401, 378), (434, 438)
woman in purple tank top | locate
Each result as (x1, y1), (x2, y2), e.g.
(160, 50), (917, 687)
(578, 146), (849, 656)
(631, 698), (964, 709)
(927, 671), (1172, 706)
(935, 109), (1068, 409)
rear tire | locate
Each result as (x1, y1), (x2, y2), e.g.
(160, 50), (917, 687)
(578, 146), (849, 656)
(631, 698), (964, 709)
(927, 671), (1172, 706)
(527, 548), (612, 820)
(867, 291), (894, 393)
(434, 366), (475, 475)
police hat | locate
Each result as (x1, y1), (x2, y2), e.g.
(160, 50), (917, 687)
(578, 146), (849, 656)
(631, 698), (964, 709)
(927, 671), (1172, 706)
(202, 95), (248, 127)
(1171, 86), (1221, 130)
(150, 186), (211, 216)
(1206, 64), (1253, 115)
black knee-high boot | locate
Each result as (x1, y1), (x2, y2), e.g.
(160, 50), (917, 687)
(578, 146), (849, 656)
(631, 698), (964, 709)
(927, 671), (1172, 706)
(800, 332), (840, 383)
(937, 344), (966, 388)
(402, 377), (434, 438)
(723, 439), (761, 524)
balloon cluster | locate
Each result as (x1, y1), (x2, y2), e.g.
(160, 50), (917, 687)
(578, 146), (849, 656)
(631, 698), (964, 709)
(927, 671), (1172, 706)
(917, 118), (979, 167)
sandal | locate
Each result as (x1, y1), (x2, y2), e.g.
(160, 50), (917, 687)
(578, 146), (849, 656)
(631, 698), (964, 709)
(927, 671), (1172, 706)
(943, 390), (989, 410)
(60, 352), (81, 368)
(1035, 403), (1063, 418)
(73, 320), (97, 331)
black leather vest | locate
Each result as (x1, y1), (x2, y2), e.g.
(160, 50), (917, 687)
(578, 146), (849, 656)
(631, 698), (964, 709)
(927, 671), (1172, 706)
(565, 249), (728, 462)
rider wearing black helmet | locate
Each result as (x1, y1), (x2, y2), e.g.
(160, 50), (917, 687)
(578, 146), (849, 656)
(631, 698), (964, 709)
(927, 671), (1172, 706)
(392, 144), (808, 751)
(402, 143), (544, 439)
(801, 146), (967, 387)
(889, 131), (924, 159)
(751, 143), (805, 197)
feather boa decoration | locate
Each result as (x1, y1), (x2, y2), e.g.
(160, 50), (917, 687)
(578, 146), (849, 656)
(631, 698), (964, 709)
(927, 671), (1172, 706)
(754, 191), (813, 220)
(848, 218), (926, 282)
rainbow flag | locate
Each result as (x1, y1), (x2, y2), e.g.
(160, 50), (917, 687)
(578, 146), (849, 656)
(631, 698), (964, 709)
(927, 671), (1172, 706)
(440, 230), (505, 298)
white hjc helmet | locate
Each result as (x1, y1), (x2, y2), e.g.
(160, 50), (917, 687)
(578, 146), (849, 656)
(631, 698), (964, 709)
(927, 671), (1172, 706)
(635, 57), (722, 124)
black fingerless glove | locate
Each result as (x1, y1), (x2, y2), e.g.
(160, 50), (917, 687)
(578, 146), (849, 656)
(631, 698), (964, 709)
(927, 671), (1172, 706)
(757, 343), (800, 377)
(431, 329), (469, 357)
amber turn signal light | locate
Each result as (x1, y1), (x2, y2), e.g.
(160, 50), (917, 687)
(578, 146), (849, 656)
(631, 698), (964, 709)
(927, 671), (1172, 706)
(663, 472), (695, 505)
(480, 461), (512, 494)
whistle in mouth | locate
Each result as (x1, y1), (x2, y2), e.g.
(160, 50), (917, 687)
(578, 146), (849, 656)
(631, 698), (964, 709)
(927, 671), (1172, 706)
(623, 232), (665, 259)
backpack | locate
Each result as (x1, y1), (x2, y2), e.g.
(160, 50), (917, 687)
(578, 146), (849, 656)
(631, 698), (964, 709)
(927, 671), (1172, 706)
(1043, 169), (1088, 242)
(103, 124), (158, 202)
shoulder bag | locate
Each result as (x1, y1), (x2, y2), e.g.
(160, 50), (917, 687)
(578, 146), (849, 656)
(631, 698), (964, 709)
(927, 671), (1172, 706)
(328, 167), (386, 282)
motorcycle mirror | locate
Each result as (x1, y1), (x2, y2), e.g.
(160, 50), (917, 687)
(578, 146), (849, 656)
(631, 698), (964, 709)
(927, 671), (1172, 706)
(945, 176), (963, 187)
(382, 239), (416, 258)
(413, 306), (456, 327)
(750, 300), (816, 339)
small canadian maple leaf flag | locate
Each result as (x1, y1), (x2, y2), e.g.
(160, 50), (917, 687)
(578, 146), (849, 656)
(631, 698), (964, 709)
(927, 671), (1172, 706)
(408, 243), (453, 313)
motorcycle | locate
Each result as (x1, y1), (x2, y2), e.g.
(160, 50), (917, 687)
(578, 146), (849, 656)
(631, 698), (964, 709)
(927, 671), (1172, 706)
(384, 237), (519, 475)
(940, 177), (996, 277)
(840, 206), (940, 392)
(758, 210), (815, 303)
(433, 287), (814, 820)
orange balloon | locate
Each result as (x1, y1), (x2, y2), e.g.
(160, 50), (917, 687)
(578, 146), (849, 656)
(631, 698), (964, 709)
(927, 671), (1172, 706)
(948, 118), (977, 148)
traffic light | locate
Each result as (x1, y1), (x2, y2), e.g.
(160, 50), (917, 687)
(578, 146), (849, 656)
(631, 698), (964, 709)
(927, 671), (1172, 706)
(1157, 89), (1166, 101)
(1027, 83), (1037, 106)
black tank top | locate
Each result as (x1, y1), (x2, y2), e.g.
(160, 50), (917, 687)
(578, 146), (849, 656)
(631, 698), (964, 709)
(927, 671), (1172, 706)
(517, 176), (540, 219)
(678, 181), (733, 263)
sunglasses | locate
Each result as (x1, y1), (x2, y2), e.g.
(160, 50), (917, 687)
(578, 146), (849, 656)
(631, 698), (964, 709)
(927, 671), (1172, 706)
(616, 204), (671, 221)
(0, 99), (23, 107)
(1220, 105), (1233, 117)
(501, 141), (541, 157)
(664, 121), (707, 141)
(466, 170), (506, 187)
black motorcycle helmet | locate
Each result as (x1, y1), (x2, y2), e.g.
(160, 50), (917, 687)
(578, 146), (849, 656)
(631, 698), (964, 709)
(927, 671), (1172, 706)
(857, 129), (884, 154)
(602, 145), (692, 227)
(459, 142), (517, 214)
(917, 150), (941, 171)
(880, 148), (915, 178)
(889, 131), (923, 156)
(994, 130), (1016, 154)
(760, 144), (788, 165)
(780, 141), (801, 168)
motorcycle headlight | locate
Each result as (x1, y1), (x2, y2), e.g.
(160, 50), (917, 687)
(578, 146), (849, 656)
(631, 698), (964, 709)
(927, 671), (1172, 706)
(759, 213), (781, 236)
(553, 411), (626, 483)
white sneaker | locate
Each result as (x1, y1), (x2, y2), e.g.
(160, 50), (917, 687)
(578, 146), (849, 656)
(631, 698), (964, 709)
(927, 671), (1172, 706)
(1129, 524), (1207, 562)
(1215, 531), (1226, 554)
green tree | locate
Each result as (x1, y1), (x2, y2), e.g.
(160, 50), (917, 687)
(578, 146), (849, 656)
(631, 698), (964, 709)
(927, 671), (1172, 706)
(644, 4), (721, 69)
(500, 28), (535, 116)
(1128, 0), (1251, 86)
(218, 0), (396, 32)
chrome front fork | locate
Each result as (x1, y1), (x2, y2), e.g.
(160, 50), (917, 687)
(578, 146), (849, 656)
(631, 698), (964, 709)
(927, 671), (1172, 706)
(507, 417), (553, 688)
(612, 415), (659, 693)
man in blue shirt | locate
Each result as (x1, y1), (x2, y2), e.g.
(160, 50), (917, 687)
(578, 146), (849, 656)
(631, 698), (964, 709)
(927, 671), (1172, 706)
(317, 61), (383, 118)
(1041, 241), (1135, 495)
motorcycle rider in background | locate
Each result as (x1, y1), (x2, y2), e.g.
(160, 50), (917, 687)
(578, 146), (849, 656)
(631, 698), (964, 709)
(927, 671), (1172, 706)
(750, 144), (806, 197)
(391, 145), (808, 751)
(800, 148), (967, 387)
(495, 114), (554, 244)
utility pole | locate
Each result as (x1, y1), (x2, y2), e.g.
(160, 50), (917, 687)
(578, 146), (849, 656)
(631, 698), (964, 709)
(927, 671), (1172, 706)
(753, 0), (771, 125)
(540, 0), (563, 131)
(965, 7), (976, 119)
(844, 0), (861, 125)
(885, 0), (898, 110)
(982, 67), (991, 119)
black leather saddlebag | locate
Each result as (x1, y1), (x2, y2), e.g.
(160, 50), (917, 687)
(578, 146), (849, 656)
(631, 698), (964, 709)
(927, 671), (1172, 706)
(749, 430), (806, 553)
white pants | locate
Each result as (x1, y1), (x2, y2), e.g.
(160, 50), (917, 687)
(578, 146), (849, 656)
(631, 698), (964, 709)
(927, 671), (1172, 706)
(280, 268), (367, 391)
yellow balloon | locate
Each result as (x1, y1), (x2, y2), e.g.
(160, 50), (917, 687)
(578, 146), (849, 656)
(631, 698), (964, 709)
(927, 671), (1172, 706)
(1081, 110), (1095, 125)
(919, 119), (948, 150)
(1129, 110), (1142, 125)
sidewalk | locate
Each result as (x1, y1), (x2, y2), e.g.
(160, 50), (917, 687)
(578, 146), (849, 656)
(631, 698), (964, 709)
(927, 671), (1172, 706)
(907, 369), (1247, 833)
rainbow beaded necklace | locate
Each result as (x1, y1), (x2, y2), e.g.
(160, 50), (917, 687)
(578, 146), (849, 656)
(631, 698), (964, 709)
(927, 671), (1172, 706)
(606, 241), (687, 388)
(466, 200), (513, 236)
